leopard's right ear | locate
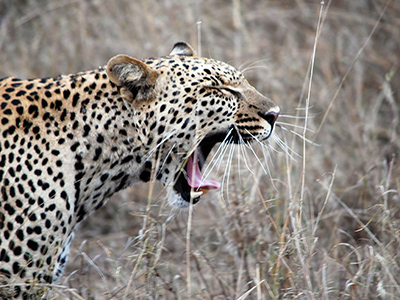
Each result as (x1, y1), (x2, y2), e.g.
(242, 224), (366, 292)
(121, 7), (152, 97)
(107, 55), (158, 102)
(169, 42), (196, 57)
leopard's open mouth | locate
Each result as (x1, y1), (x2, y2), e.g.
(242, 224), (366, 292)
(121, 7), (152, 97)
(172, 110), (278, 204)
(173, 131), (234, 204)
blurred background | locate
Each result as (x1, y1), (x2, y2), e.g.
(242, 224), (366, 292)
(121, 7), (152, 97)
(1, 0), (399, 299)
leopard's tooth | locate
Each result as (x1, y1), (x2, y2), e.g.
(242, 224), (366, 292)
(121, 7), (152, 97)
(190, 190), (203, 199)
(198, 188), (211, 195)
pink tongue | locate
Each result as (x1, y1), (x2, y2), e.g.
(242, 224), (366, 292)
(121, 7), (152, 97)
(187, 151), (220, 190)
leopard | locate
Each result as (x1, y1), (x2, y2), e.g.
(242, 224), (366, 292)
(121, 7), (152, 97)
(0, 42), (279, 299)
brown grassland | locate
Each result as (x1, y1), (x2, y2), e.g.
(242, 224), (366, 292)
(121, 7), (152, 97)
(1, 0), (400, 299)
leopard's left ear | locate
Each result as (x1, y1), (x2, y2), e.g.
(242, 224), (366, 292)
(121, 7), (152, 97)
(169, 42), (196, 57)
(107, 55), (158, 102)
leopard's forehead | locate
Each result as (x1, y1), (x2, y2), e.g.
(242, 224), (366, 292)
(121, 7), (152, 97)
(143, 56), (245, 85)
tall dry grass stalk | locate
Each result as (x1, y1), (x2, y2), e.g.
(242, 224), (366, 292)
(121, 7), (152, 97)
(1, 0), (400, 299)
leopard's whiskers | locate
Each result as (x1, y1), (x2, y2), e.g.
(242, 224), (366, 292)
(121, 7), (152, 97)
(270, 132), (300, 160)
(199, 129), (233, 186)
(221, 141), (236, 201)
(144, 130), (178, 161)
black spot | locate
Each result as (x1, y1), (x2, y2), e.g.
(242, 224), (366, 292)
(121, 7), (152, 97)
(181, 118), (189, 129)
(45, 220), (51, 229)
(0, 268), (11, 279)
(41, 99), (48, 109)
(38, 197), (44, 207)
(0, 249), (10, 262)
(16, 106), (24, 115)
(4, 203), (15, 216)
(61, 190), (68, 201)
(150, 122), (157, 131)
(112, 172), (125, 181)
(63, 90), (71, 99)
(76, 205), (87, 222)
(12, 262), (20, 275)
(75, 161), (84, 170)
(13, 246), (22, 256)
(48, 190), (56, 199)
(27, 239), (39, 251)
(72, 93), (80, 107)
(93, 147), (102, 161)
(139, 170), (151, 182)
(28, 105), (39, 117)
(55, 100), (63, 110)
(70, 142), (80, 152)
(72, 120), (79, 130)
(8, 152), (14, 164)
(28, 214), (37, 222)
(158, 125), (165, 134)
(96, 134), (104, 143)
(121, 155), (133, 164)
(60, 109), (67, 121)
(32, 126), (40, 134)
(100, 173), (109, 182)
(83, 124), (90, 137)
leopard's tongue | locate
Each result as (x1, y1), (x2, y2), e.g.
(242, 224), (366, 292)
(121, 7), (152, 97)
(187, 151), (220, 191)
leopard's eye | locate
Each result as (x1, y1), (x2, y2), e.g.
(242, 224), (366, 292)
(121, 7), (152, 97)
(221, 87), (242, 99)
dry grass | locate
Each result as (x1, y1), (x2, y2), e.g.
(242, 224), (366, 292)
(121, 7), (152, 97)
(1, 0), (400, 299)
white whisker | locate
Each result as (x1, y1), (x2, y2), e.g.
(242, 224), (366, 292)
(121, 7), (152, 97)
(238, 58), (271, 73)
(221, 141), (236, 201)
(234, 127), (255, 174)
(271, 133), (300, 160)
(158, 144), (176, 174)
(277, 121), (315, 133)
(239, 142), (254, 173)
(237, 137), (242, 183)
(278, 126), (319, 146)
(242, 131), (272, 173)
(241, 65), (270, 74)
(200, 129), (233, 184)
(240, 129), (279, 189)
(144, 130), (177, 161)
(259, 143), (279, 191)
(215, 138), (232, 174)
(278, 114), (309, 119)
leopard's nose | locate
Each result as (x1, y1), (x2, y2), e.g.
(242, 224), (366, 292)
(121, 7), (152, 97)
(258, 106), (280, 126)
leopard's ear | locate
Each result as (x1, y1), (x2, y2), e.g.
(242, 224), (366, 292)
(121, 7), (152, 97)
(107, 55), (158, 102)
(169, 42), (196, 57)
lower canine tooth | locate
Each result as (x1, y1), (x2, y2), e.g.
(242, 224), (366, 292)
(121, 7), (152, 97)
(198, 188), (210, 195)
(190, 191), (203, 199)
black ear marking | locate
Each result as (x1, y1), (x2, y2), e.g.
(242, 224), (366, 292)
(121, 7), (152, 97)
(169, 42), (196, 57)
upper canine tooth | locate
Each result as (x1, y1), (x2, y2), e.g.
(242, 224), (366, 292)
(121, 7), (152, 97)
(190, 191), (203, 199)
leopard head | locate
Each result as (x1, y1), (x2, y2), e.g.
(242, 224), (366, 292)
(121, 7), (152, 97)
(107, 42), (279, 207)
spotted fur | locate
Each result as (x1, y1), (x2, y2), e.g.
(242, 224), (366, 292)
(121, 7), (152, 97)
(0, 42), (279, 299)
